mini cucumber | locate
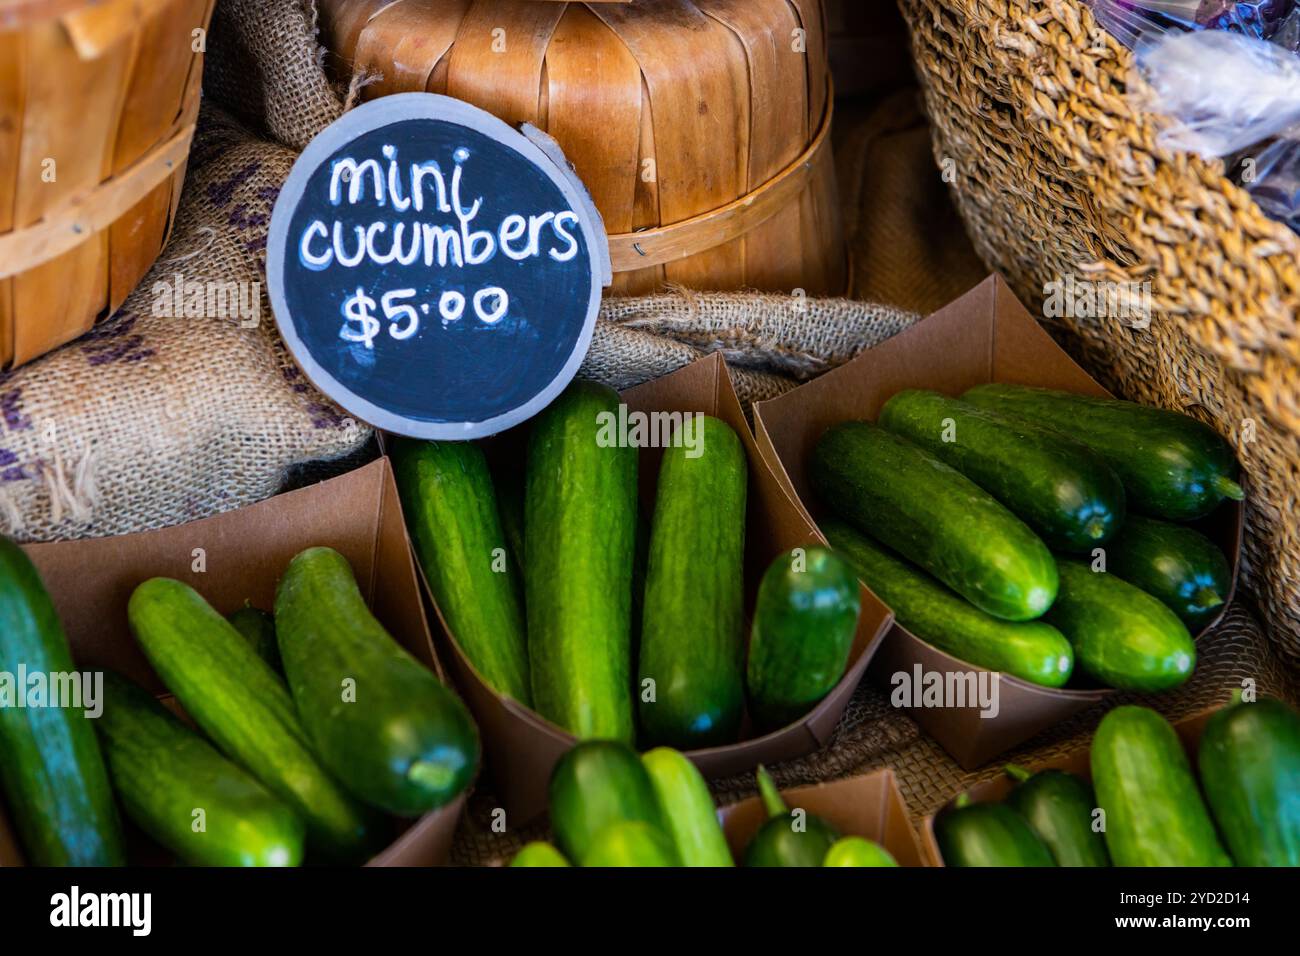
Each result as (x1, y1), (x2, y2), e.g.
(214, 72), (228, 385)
(548, 740), (667, 865)
(1092, 705), (1231, 866)
(526, 382), (638, 742)
(962, 384), (1243, 520)
(823, 836), (898, 867)
(582, 821), (679, 867)
(743, 767), (840, 867)
(510, 841), (570, 867)
(1107, 515), (1231, 630)
(638, 415), (747, 749)
(96, 672), (304, 867)
(0, 538), (124, 866)
(641, 747), (732, 867)
(746, 546), (861, 733)
(392, 439), (530, 704)
(823, 518), (1073, 688)
(275, 547), (479, 816)
(879, 389), (1125, 551)
(935, 796), (1056, 867)
(1046, 559), (1195, 691)
(1197, 696), (1300, 866)
(1003, 765), (1109, 866)
(811, 421), (1057, 620)
(227, 606), (281, 674)
(128, 577), (380, 861)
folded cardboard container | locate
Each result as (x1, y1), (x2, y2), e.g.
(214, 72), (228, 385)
(0, 459), (464, 867)
(753, 275), (1242, 769)
(920, 708), (1218, 866)
(413, 352), (894, 822)
(719, 768), (929, 867)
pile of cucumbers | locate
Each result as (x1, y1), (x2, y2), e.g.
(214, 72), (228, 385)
(509, 739), (897, 867)
(0, 539), (478, 867)
(394, 379), (864, 750)
(936, 696), (1300, 866)
(814, 384), (1242, 691)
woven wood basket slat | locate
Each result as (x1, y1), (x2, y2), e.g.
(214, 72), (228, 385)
(0, 0), (214, 369)
(897, 0), (1300, 664)
(318, 0), (846, 296)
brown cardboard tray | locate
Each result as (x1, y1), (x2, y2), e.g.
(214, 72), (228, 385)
(753, 275), (1243, 770)
(719, 768), (930, 867)
(919, 708), (1219, 866)
(410, 352), (894, 823)
(0, 458), (464, 867)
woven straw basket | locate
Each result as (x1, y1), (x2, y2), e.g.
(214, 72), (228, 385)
(0, 0), (214, 370)
(898, 0), (1300, 664)
(318, 0), (845, 297)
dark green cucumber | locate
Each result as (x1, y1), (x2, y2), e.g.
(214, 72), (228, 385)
(824, 518), (1073, 688)
(510, 841), (570, 867)
(638, 415), (747, 748)
(935, 796), (1056, 867)
(811, 421), (1057, 620)
(746, 546), (861, 732)
(1092, 705), (1231, 866)
(962, 384), (1243, 520)
(96, 672), (304, 867)
(1107, 515), (1231, 630)
(582, 821), (679, 867)
(823, 836), (898, 867)
(227, 606), (281, 674)
(128, 577), (379, 861)
(1197, 697), (1300, 866)
(526, 381), (638, 742)
(743, 766), (840, 867)
(879, 389), (1125, 551)
(642, 746), (732, 867)
(548, 740), (667, 865)
(1046, 559), (1195, 691)
(275, 546), (479, 816)
(1003, 765), (1109, 866)
(392, 439), (530, 704)
(0, 538), (124, 866)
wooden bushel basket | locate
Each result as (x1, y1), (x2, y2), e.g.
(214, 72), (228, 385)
(0, 0), (214, 369)
(319, 0), (846, 296)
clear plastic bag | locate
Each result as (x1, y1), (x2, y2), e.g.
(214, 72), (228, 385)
(1246, 135), (1300, 231)
(1088, 0), (1299, 49)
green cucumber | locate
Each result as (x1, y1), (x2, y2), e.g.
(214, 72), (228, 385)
(1107, 515), (1231, 630)
(962, 384), (1243, 520)
(510, 841), (570, 867)
(582, 821), (679, 867)
(823, 518), (1073, 688)
(493, 462), (527, 573)
(128, 577), (379, 861)
(0, 538), (124, 866)
(548, 740), (666, 865)
(1197, 697), (1300, 866)
(1046, 559), (1195, 691)
(823, 836), (898, 867)
(811, 421), (1056, 620)
(1003, 765), (1109, 866)
(743, 766), (840, 867)
(879, 389), (1125, 551)
(275, 547), (479, 816)
(227, 606), (281, 674)
(392, 439), (530, 704)
(638, 415), (747, 748)
(1091, 705), (1231, 866)
(935, 796), (1056, 866)
(96, 672), (304, 867)
(746, 546), (861, 732)
(526, 381), (638, 742)
(641, 746), (732, 867)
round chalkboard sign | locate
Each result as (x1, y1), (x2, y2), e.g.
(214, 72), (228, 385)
(267, 93), (610, 440)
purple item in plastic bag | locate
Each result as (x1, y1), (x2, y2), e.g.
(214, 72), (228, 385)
(1091, 0), (1299, 48)
(1248, 137), (1300, 232)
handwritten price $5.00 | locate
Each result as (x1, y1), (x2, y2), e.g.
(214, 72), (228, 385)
(340, 285), (510, 349)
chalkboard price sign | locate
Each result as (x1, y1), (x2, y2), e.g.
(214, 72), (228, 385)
(267, 93), (611, 439)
